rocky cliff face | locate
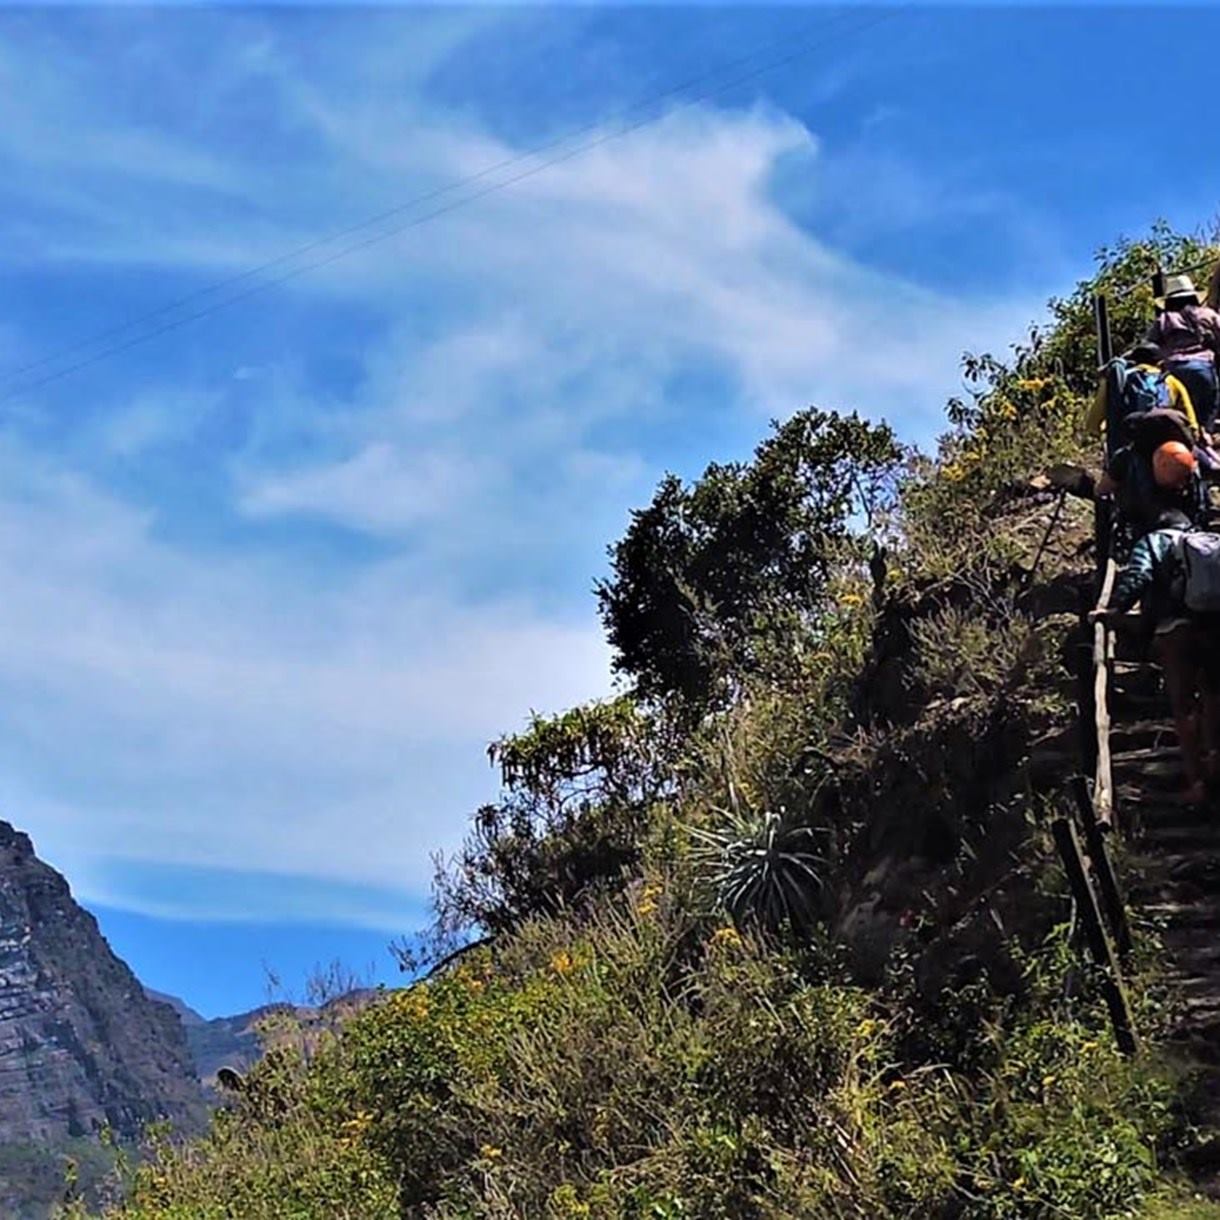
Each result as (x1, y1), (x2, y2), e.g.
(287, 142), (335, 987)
(0, 822), (204, 1147)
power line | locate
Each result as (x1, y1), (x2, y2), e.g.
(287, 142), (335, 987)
(1, 8), (901, 405)
(1, 8), (862, 390)
(1109, 255), (1217, 304)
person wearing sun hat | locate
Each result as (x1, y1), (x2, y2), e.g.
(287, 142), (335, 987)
(1146, 272), (1220, 433)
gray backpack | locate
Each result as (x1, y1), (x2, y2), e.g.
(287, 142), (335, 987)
(1176, 530), (1220, 611)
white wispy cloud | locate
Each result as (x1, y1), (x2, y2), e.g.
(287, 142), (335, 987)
(229, 103), (1038, 541)
(0, 8), (1049, 927)
(0, 442), (611, 909)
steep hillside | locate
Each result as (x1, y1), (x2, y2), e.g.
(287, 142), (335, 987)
(75, 226), (1220, 1220)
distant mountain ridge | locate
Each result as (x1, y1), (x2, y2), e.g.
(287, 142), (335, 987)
(144, 989), (281, 1086)
(145, 987), (382, 1087)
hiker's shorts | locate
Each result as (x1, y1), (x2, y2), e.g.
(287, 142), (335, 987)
(1192, 612), (1220, 686)
(1155, 616), (1193, 638)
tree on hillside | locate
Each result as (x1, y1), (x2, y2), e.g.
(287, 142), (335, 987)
(430, 697), (673, 940)
(596, 408), (903, 711)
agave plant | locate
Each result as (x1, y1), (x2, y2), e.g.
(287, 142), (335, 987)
(691, 805), (826, 934)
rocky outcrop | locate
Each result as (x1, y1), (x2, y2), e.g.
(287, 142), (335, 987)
(0, 822), (204, 1146)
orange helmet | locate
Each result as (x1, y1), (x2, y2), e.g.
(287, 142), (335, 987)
(1152, 440), (1196, 489)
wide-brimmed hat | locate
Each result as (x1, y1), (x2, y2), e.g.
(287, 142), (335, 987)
(1157, 272), (1201, 307)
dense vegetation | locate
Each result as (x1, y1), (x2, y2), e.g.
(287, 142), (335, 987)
(68, 224), (1220, 1219)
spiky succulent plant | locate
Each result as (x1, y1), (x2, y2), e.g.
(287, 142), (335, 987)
(692, 806), (825, 934)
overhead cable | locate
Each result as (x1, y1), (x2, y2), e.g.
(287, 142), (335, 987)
(0, 8), (901, 404)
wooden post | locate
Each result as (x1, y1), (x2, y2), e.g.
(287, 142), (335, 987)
(1071, 775), (1133, 963)
(1153, 268), (1166, 305)
(1077, 633), (1098, 782)
(1052, 817), (1139, 1055)
(1094, 292), (1114, 368)
(1092, 557), (1118, 831)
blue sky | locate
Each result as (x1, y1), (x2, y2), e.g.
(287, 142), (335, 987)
(0, 3), (1217, 1017)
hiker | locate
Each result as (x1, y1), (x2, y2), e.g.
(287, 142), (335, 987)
(1087, 342), (1199, 455)
(1145, 274), (1220, 433)
(1096, 412), (1205, 534)
(1093, 508), (1220, 805)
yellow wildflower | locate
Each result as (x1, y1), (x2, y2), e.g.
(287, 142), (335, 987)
(710, 925), (743, 950)
(637, 880), (663, 917)
(339, 1109), (374, 1148)
(395, 989), (431, 1020)
(480, 1144), (503, 1161)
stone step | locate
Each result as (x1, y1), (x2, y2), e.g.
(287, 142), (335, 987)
(1125, 803), (1214, 837)
(1111, 660), (1164, 693)
(1127, 807), (1203, 833)
(1178, 995), (1220, 1022)
(1116, 781), (1188, 808)
(1110, 720), (1176, 751)
(1170, 1031), (1220, 1069)
(1116, 766), (1187, 796)
(1139, 830), (1220, 859)
(1110, 689), (1171, 718)
(1131, 879), (1214, 908)
(1113, 745), (1183, 769)
(1156, 932), (1220, 971)
(1104, 662), (1220, 1134)
(1141, 900), (1220, 929)
(1130, 852), (1220, 890)
(1161, 967), (1220, 996)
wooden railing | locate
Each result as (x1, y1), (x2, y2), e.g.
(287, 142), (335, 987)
(1091, 556), (1117, 831)
(1051, 490), (1138, 1054)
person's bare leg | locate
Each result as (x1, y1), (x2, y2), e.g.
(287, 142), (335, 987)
(1201, 685), (1220, 782)
(1198, 631), (1220, 785)
(1157, 625), (1206, 804)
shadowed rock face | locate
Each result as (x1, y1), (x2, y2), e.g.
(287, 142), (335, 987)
(0, 821), (205, 1145)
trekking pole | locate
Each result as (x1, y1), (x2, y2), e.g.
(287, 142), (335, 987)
(1092, 291), (1116, 571)
(1021, 488), (1066, 591)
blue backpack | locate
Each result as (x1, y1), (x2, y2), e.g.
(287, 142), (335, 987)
(1106, 360), (1172, 442)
